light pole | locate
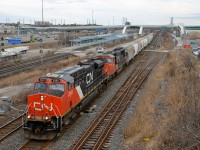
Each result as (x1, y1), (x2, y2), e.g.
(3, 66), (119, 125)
(41, 0), (44, 65)
(42, 0), (44, 33)
(92, 11), (94, 25)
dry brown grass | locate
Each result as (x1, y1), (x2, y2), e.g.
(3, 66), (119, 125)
(0, 70), (43, 88)
(188, 32), (200, 40)
(0, 56), (90, 88)
(124, 50), (200, 149)
(4, 41), (60, 50)
(12, 89), (33, 104)
(124, 59), (167, 149)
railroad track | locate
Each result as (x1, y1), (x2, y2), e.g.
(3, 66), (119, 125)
(71, 53), (164, 150)
(0, 56), (40, 70)
(146, 30), (176, 52)
(146, 30), (162, 50)
(0, 53), (73, 78)
(0, 113), (25, 142)
(18, 119), (77, 150)
(18, 139), (50, 150)
(166, 34), (177, 50)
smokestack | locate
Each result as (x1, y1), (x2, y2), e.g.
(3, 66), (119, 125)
(170, 17), (174, 25)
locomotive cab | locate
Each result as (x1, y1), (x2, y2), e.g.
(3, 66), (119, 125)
(96, 54), (118, 78)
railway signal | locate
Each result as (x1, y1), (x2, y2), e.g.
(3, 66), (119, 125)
(0, 41), (4, 60)
(40, 49), (43, 65)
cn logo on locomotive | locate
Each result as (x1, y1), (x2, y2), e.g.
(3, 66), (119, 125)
(86, 72), (93, 84)
(33, 102), (53, 111)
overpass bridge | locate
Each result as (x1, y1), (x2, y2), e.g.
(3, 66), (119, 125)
(0, 24), (198, 36)
(16, 25), (179, 32)
(185, 26), (200, 30)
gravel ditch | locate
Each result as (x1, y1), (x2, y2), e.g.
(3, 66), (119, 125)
(108, 88), (143, 150)
(0, 129), (29, 150)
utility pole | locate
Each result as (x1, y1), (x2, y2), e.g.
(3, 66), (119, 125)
(18, 18), (20, 35)
(0, 37), (5, 61)
(113, 16), (114, 25)
(42, 0), (44, 32)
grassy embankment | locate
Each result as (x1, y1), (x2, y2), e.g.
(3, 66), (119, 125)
(124, 48), (200, 149)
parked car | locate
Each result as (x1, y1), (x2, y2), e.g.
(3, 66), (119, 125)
(35, 37), (43, 42)
(193, 49), (200, 57)
(96, 47), (105, 53)
(5, 37), (11, 40)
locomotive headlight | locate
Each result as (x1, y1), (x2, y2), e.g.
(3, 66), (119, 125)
(45, 116), (49, 120)
(41, 95), (44, 101)
(27, 114), (31, 119)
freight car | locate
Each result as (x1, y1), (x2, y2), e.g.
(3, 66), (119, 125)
(114, 33), (154, 65)
(23, 33), (154, 140)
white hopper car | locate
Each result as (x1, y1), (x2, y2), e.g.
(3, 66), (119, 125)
(123, 33), (154, 64)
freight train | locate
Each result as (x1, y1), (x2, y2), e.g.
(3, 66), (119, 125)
(23, 33), (154, 140)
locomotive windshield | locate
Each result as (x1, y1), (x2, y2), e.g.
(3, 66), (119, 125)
(106, 58), (112, 63)
(35, 83), (47, 90)
(49, 83), (65, 92)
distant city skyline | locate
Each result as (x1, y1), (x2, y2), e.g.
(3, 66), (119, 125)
(1, 0), (200, 25)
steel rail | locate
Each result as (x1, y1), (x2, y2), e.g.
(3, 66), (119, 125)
(0, 113), (26, 142)
(0, 53), (72, 78)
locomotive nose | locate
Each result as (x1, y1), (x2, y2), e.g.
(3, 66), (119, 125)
(28, 94), (55, 121)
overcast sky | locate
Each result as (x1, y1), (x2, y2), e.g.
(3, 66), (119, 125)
(1, 0), (200, 25)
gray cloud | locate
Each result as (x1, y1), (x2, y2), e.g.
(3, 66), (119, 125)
(1, 0), (200, 25)
(45, 0), (89, 4)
